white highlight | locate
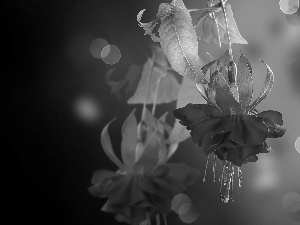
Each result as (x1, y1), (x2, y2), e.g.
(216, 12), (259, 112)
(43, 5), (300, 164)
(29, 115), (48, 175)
(295, 136), (300, 154)
(279, 0), (299, 14)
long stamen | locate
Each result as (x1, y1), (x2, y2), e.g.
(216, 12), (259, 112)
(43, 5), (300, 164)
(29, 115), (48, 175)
(203, 154), (210, 183)
(213, 153), (217, 182)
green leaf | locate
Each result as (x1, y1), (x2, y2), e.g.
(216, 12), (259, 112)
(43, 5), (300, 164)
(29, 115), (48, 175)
(127, 58), (180, 105)
(101, 119), (125, 170)
(151, 45), (170, 69)
(168, 77), (207, 146)
(158, 0), (207, 84)
(236, 52), (253, 109)
(121, 109), (138, 169)
(247, 60), (274, 112)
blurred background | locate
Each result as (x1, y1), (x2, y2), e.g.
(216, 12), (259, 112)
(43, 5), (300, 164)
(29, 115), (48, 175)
(2, 0), (300, 224)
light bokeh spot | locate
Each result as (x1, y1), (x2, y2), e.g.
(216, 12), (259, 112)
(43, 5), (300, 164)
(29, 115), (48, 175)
(178, 203), (199, 224)
(74, 95), (102, 124)
(280, 0), (299, 14)
(295, 136), (300, 153)
(89, 38), (110, 59)
(171, 194), (191, 213)
(282, 192), (300, 213)
(101, 45), (121, 65)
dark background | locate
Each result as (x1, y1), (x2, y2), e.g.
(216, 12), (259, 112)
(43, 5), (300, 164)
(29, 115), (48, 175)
(3, 0), (300, 224)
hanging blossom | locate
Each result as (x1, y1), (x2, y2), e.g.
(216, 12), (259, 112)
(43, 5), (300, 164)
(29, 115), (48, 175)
(173, 50), (286, 202)
(88, 108), (200, 225)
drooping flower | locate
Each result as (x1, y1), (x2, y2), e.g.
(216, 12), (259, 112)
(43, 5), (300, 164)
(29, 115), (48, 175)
(174, 50), (286, 167)
(88, 108), (200, 225)
(173, 50), (286, 202)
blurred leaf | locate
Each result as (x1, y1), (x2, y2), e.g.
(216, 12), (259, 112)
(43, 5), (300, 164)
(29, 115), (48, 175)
(121, 109), (138, 169)
(195, 3), (247, 45)
(127, 59), (180, 105)
(151, 45), (169, 69)
(105, 64), (142, 100)
(168, 77), (207, 145)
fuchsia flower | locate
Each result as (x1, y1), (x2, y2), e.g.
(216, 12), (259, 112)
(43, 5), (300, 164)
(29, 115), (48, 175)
(173, 50), (286, 167)
(88, 108), (200, 225)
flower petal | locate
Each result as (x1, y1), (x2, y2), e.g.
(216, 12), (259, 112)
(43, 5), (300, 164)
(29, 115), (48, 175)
(237, 52), (253, 109)
(247, 60), (274, 112)
(134, 129), (165, 173)
(183, 104), (210, 122)
(121, 109), (138, 169)
(189, 117), (223, 146)
(240, 115), (268, 145)
(91, 169), (116, 185)
(262, 118), (286, 138)
(257, 110), (283, 126)
(202, 133), (225, 155)
(165, 163), (201, 187)
(106, 175), (134, 205)
(101, 119), (125, 170)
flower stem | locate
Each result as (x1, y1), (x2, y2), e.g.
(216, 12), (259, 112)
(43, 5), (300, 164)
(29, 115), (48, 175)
(220, 0), (233, 61)
(152, 71), (163, 116)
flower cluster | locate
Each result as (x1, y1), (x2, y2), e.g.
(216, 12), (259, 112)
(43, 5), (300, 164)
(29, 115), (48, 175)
(89, 108), (200, 225)
(174, 50), (286, 167)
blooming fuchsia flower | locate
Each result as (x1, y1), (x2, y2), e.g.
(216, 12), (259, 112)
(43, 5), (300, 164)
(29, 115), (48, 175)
(173, 50), (286, 167)
(88, 108), (200, 225)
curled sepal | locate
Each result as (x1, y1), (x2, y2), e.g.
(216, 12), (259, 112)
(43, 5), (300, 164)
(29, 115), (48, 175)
(201, 59), (218, 76)
(137, 9), (160, 42)
(247, 60), (274, 112)
(101, 119), (125, 170)
(121, 109), (138, 169)
(237, 52), (253, 109)
(228, 60), (239, 102)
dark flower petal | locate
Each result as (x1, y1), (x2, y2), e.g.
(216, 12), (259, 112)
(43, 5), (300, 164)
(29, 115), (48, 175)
(215, 142), (270, 166)
(242, 155), (258, 164)
(184, 104), (209, 122)
(173, 108), (190, 126)
(202, 133), (225, 155)
(257, 110), (283, 126)
(229, 115), (268, 146)
(203, 104), (224, 117)
(212, 117), (234, 135)
(263, 119), (286, 138)
(189, 117), (224, 146)
(242, 115), (269, 145)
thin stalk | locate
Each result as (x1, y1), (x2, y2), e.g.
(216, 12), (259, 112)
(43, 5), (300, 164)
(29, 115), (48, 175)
(142, 58), (155, 121)
(152, 71), (164, 116)
(220, 0), (233, 61)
